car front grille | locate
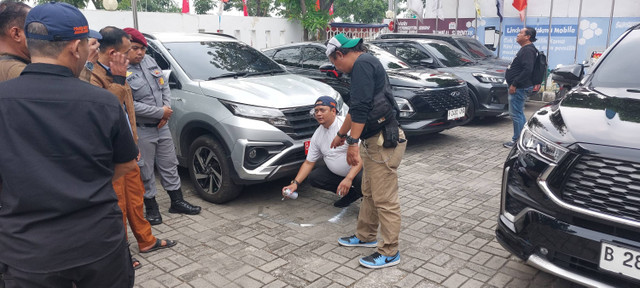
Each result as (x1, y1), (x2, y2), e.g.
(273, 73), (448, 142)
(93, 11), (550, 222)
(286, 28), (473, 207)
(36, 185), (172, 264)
(418, 86), (469, 112)
(280, 105), (318, 140)
(562, 155), (640, 222)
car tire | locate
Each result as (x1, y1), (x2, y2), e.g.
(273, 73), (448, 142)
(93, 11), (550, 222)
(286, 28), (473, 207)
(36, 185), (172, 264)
(462, 89), (477, 125)
(188, 135), (241, 204)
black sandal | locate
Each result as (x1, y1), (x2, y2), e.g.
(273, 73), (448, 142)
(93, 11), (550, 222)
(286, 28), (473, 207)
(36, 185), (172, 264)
(139, 239), (177, 253)
(132, 258), (142, 270)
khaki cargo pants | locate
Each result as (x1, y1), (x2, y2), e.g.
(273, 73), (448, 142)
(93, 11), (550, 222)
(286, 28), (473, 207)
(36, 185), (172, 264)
(356, 128), (406, 256)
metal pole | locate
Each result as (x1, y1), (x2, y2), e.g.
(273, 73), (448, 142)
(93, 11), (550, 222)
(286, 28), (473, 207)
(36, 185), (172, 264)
(474, 9), (477, 39)
(524, 6), (527, 26)
(435, 0), (439, 32)
(132, 0), (139, 30)
(574, 0), (583, 63)
(455, 0), (459, 35)
(546, 0), (553, 58)
(497, 0), (504, 57)
(606, 0), (615, 48)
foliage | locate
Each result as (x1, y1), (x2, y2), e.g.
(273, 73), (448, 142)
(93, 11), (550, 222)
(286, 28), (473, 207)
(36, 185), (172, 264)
(332, 0), (387, 23)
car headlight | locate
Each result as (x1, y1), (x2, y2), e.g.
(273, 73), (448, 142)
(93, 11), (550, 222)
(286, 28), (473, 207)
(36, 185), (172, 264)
(518, 126), (568, 163)
(394, 97), (414, 118)
(472, 73), (505, 83)
(333, 90), (348, 116)
(219, 100), (288, 126)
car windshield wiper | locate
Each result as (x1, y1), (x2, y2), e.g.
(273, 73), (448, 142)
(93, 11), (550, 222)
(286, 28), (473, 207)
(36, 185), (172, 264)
(208, 72), (247, 80)
(459, 61), (476, 66)
(244, 69), (286, 76)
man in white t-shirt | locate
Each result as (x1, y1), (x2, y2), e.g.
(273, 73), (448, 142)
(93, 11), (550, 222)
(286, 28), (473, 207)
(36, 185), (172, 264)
(282, 96), (363, 207)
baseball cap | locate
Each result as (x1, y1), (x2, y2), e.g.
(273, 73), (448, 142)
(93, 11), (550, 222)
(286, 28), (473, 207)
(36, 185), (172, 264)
(325, 33), (363, 57)
(314, 96), (338, 111)
(123, 27), (147, 47)
(24, 2), (101, 41)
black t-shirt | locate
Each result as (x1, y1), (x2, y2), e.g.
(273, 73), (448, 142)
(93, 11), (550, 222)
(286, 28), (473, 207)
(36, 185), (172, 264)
(0, 63), (138, 272)
(505, 43), (537, 88)
(348, 53), (398, 138)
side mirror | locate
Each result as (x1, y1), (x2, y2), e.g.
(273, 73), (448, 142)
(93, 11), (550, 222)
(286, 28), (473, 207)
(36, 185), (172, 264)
(320, 63), (342, 78)
(419, 58), (435, 67)
(278, 63), (287, 71)
(163, 69), (182, 89)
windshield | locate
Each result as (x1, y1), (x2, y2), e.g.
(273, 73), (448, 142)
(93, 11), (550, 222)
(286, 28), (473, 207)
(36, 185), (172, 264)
(590, 29), (640, 89)
(458, 37), (495, 59)
(365, 44), (411, 70)
(163, 41), (284, 80)
(420, 41), (475, 67)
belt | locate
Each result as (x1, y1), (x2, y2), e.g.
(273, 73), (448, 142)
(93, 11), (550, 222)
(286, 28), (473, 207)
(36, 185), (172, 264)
(136, 123), (159, 127)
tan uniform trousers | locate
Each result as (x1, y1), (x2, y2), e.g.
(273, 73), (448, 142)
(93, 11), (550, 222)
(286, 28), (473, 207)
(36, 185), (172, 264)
(356, 128), (407, 256)
(112, 165), (157, 250)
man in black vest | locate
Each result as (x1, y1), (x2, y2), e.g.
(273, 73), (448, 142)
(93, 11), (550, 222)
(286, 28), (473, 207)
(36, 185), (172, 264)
(326, 33), (407, 269)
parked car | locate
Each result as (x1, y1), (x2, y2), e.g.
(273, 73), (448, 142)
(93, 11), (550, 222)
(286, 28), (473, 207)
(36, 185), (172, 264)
(377, 33), (510, 66)
(496, 23), (640, 287)
(142, 32), (344, 203)
(370, 38), (509, 121)
(262, 42), (471, 135)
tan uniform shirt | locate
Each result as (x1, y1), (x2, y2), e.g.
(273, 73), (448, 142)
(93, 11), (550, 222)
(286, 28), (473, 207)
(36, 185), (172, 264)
(0, 53), (29, 82)
(90, 62), (138, 143)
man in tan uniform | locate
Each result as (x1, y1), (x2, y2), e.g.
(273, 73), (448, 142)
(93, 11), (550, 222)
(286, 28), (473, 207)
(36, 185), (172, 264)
(90, 26), (176, 270)
(0, 1), (30, 81)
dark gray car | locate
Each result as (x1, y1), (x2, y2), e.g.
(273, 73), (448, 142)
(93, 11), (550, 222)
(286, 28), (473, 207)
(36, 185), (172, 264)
(377, 33), (510, 66)
(370, 38), (509, 120)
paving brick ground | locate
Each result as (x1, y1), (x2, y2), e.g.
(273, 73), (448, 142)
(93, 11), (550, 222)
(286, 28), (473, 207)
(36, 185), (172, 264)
(132, 101), (586, 288)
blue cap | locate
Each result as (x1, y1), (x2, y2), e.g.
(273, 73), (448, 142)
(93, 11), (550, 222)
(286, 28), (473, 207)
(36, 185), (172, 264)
(24, 2), (101, 41)
(315, 96), (338, 111)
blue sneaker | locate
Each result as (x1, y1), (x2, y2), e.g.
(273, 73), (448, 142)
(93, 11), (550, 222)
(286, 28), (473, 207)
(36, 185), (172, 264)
(359, 252), (400, 269)
(337, 235), (377, 247)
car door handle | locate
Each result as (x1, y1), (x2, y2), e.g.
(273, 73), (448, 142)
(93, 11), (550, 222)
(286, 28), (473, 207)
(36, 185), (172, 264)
(175, 98), (183, 102)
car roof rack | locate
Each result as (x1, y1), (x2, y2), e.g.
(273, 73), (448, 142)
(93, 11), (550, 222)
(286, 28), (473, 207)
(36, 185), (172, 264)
(199, 31), (237, 39)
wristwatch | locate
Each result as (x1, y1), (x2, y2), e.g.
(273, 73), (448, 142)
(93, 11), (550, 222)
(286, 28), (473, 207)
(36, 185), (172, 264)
(346, 135), (359, 145)
(84, 61), (94, 71)
(290, 179), (300, 186)
(337, 131), (347, 138)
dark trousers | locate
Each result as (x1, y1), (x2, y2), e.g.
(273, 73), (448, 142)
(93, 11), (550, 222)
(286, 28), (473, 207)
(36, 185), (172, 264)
(308, 165), (362, 197)
(1, 240), (134, 288)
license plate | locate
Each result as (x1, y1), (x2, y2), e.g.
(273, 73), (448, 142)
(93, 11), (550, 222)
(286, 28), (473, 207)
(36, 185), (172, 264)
(599, 242), (640, 281)
(448, 107), (466, 120)
(304, 140), (310, 155)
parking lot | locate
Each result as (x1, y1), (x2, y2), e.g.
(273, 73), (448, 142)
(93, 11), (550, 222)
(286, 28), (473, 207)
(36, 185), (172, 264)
(132, 100), (584, 288)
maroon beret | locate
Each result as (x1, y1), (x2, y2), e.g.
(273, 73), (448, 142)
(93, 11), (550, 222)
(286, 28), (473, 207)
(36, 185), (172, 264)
(123, 27), (147, 47)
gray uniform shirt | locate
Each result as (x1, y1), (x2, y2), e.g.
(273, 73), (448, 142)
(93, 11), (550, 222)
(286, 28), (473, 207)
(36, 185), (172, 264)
(127, 55), (170, 124)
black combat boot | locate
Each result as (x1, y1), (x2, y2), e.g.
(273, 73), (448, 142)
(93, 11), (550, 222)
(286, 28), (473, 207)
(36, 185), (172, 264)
(167, 189), (201, 215)
(143, 197), (163, 225)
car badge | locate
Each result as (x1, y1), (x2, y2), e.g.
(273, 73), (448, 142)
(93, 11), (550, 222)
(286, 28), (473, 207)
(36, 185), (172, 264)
(450, 91), (461, 97)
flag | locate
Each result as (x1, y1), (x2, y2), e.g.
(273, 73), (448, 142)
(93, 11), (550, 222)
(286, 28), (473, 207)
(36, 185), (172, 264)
(181, 0), (189, 13)
(496, 0), (504, 22)
(315, 0), (320, 11)
(407, 0), (424, 21)
(243, 0), (248, 16)
(329, 3), (334, 15)
(512, 0), (527, 22)
(474, 0), (481, 18)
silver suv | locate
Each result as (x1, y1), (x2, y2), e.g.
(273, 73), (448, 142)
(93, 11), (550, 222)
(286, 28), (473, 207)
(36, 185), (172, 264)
(143, 33), (344, 203)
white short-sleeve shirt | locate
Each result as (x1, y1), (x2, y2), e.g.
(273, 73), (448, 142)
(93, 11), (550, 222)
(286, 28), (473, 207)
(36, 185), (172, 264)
(306, 116), (351, 177)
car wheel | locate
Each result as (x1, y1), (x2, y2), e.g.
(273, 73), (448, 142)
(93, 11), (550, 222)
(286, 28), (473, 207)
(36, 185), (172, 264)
(188, 135), (241, 204)
(462, 89), (477, 125)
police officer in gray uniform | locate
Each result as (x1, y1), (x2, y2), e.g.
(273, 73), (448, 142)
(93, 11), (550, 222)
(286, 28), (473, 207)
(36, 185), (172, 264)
(124, 27), (200, 225)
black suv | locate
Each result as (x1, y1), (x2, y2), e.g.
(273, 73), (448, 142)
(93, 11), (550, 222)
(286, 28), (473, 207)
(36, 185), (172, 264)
(377, 33), (510, 66)
(496, 24), (640, 287)
(370, 38), (509, 121)
(263, 42), (471, 135)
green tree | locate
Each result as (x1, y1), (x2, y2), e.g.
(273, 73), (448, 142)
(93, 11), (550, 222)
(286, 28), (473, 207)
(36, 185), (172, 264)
(332, 0), (387, 23)
(275, 0), (334, 41)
